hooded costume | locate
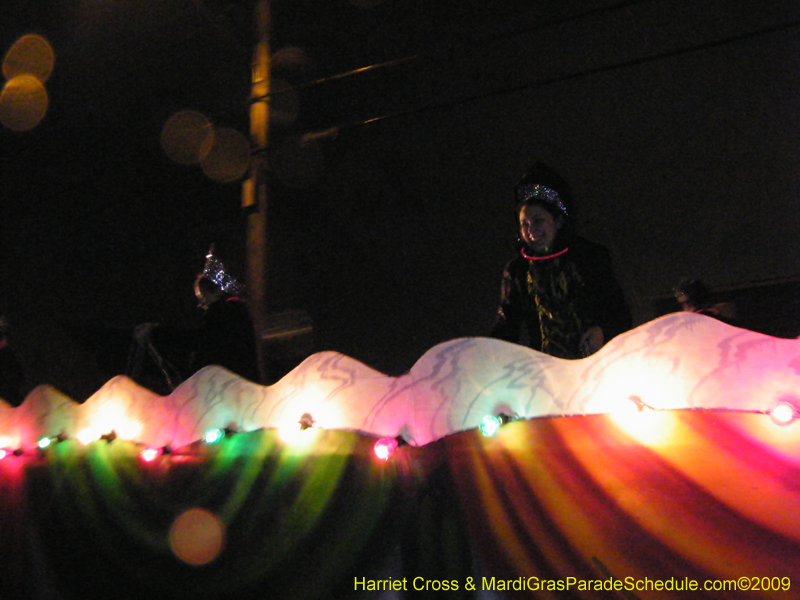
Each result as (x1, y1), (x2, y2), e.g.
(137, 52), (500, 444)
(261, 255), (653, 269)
(130, 246), (261, 391)
(491, 163), (631, 358)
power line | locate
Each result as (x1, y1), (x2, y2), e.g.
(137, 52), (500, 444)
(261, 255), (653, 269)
(301, 17), (800, 138)
(267, 0), (654, 100)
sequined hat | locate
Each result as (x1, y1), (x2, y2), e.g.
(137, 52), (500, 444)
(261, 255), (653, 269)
(514, 162), (573, 218)
(199, 244), (244, 296)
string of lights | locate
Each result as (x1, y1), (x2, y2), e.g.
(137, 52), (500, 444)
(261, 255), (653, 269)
(2, 398), (796, 466)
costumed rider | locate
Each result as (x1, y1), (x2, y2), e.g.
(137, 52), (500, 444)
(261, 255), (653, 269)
(673, 278), (736, 324)
(490, 162), (631, 358)
(130, 245), (261, 389)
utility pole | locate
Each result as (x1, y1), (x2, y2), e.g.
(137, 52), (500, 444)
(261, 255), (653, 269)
(244, 0), (270, 382)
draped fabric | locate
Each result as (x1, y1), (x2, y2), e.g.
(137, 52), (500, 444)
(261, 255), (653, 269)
(2, 313), (800, 599)
(4, 431), (443, 600)
(2, 413), (799, 599)
(446, 413), (800, 599)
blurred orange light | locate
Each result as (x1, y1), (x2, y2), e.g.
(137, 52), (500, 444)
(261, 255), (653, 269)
(3, 34), (55, 82)
(0, 74), (48, 131)
(169, 508), (225, 566)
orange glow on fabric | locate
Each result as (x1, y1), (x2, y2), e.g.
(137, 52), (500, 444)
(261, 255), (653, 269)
(447, 415), (800, 592)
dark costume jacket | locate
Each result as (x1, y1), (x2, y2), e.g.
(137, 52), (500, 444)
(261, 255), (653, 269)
(491, 235), (631, 358)
(193, 297), (260, 383)
(136, 297), (261, 392)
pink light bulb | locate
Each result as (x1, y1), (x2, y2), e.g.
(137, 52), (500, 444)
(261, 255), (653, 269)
(373, 438), (399, 461)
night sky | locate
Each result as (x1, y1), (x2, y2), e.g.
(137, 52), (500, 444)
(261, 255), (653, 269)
(2, 0), (800, 398)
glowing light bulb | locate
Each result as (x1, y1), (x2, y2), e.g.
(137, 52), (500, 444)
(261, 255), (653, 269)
(298, 413), (315, 430)
(100, 431), (117, 443)
(770, 402), (797, 426)
(37, 436), (52, 449)
(618, 396), (645, 414)
(278, 413), (316, 443)
(374, 438), (399, 461)
(479, 415), (504, 437)
(77, 428), (100, 445)
(0, 449), (7, 460)
(140, 447), (161, 462)
(117, 419), (142, 441)
(204, 428), (225, 444)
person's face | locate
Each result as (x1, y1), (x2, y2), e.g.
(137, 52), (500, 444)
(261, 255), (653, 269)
(194, 275), (223, 310)
(675, 293), (695, 312)
(519, 204), (562, 254)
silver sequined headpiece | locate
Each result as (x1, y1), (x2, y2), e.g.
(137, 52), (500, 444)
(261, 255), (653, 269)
(516, 183), (568, 216)
(200, 244), (244, 296)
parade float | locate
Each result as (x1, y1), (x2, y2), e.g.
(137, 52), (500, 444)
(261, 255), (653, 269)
(1, 311), (799, 599)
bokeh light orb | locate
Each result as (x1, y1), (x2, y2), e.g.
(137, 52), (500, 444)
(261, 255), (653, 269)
(201, 126), (251, 183)
(161, 110), (215, 165)
(169, 508), (225, 566)
(0, 75), (48, 131)
(3, 34), (55, 82)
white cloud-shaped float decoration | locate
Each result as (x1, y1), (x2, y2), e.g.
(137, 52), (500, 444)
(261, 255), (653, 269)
(2, 312), (799, 449)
